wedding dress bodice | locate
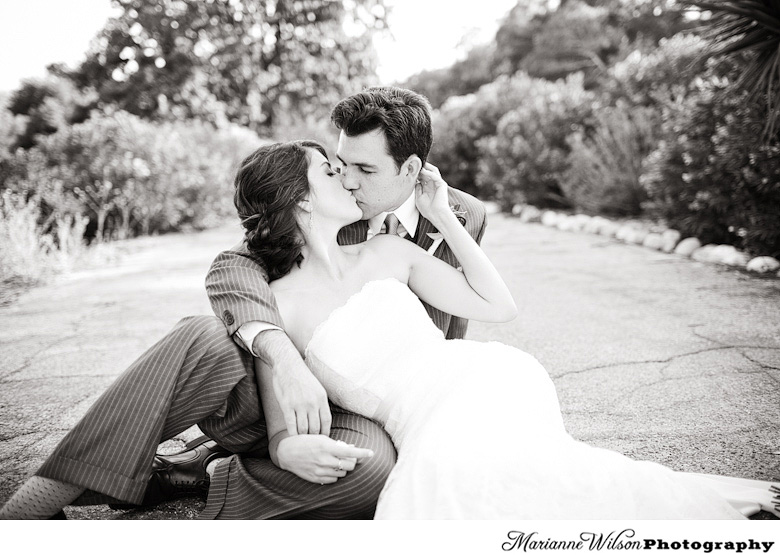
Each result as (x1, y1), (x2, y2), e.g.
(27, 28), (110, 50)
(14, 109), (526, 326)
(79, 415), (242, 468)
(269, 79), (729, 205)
(305, 278), (563, 450)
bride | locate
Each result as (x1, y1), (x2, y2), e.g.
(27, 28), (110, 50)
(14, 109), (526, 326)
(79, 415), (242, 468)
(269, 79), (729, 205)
(237, 140), (776, 519)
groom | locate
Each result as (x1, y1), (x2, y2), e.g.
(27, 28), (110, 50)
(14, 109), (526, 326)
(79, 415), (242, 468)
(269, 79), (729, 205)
(40, 86), (487, 518)
(190, 86), (488, 517)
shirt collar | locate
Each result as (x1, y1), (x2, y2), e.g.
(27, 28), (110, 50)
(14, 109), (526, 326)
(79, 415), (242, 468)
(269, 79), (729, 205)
(367, 192), (419, 239)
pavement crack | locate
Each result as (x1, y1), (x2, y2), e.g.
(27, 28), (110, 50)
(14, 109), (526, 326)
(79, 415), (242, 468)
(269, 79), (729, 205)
(556, 346), (743, 378)
(740, 351), (780, 372)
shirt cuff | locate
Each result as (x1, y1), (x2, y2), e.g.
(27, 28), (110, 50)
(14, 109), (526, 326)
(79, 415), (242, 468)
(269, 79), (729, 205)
(234, 321), (282, 356)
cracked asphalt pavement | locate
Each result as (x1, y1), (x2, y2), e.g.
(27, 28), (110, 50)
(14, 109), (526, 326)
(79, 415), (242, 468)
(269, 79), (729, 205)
(1, 214), (778, 519)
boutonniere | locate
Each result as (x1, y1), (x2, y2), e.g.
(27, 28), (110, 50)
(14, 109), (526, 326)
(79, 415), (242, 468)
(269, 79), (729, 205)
(450, 204), (467, 226)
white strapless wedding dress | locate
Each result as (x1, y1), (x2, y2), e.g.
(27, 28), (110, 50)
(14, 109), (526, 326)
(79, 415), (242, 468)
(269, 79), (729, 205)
(305, 278), (778, 519)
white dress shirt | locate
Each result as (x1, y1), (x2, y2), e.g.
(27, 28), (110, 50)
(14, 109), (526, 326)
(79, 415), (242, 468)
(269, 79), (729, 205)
(236, 193), (420, 356)
(365, 192), (419, 241)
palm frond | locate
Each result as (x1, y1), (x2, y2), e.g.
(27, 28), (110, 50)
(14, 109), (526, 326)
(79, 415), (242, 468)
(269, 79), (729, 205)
(684, 0), (780, 139)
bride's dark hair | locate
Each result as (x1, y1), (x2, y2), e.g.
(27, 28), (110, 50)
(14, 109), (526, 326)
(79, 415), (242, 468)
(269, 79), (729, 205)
(233, 140), (327, 280)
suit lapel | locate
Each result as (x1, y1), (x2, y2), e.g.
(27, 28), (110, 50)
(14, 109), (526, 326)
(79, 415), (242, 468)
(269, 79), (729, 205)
(413, 216), (437, 252)
(338, 220), (369, 245)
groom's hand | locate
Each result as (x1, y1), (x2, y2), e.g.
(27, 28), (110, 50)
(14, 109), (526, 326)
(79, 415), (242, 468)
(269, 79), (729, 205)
(273, 359), (332, 436)
(255, 329), (332, 436)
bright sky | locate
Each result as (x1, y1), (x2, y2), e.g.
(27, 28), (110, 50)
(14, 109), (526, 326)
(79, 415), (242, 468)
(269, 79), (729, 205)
(0, 0), (518, 93)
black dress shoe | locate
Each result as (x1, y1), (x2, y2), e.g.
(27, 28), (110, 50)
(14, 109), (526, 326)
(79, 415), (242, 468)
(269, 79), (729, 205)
(109, 438), (229, 509)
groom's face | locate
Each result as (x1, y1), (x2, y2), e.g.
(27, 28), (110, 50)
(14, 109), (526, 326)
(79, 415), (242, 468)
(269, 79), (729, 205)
(336, 129), (417, 220)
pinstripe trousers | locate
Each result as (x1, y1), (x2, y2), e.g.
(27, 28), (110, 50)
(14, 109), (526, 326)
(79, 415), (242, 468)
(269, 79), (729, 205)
(36, 316), (396, 519)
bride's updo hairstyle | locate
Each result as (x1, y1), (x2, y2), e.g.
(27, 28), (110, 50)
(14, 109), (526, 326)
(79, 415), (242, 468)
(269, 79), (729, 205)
(233, 140), (327, 280)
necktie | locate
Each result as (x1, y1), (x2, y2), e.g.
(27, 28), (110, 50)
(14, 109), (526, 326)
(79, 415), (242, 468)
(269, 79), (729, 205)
(384, 213), (400, 236)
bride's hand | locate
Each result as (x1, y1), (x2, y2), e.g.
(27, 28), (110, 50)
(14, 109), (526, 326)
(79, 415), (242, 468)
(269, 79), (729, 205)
(275, 435), (374, 485)
(415, 162), (452, 226)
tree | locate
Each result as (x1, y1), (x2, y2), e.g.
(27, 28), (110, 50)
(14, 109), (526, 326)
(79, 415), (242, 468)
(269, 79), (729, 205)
(492, 0), (553, 77)
(401, 44), (495, 109)
(67, 0), (387, 133)
(684, 0), (780, 138)
(520, 0), (626, 85)
(5, 72), (97, 150)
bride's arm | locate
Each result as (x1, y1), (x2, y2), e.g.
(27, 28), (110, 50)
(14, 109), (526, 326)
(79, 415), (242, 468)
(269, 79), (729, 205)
(374, 164), (517, 323)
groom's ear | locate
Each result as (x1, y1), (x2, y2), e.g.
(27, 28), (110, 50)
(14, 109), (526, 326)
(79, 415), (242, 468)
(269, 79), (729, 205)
(296, 198), (313, 213)
(401, 155), (422, 180)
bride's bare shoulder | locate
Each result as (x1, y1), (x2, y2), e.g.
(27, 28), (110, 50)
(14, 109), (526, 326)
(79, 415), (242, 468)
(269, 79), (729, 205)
(361, 234), (410, 255)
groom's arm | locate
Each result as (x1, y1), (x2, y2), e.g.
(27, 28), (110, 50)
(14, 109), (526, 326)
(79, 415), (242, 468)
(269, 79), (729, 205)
(206, 246), (332, 437)
(206, 246), (284, 335)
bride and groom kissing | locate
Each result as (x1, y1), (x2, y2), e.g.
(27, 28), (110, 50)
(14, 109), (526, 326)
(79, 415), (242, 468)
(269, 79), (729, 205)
(1, 86), (777, 519)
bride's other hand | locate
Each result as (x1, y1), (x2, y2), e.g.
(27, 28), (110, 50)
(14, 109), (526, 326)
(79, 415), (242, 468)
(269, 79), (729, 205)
(415, 162), (452, 225)
(275, 435), (374, 484)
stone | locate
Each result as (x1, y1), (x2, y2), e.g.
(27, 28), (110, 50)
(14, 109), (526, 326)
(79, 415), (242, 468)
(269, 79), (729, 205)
(511, 204), (524, 216)
(584, 216), (607, 234)
(746, 256), (780, 273)
(571, 214), (592, 231)
(541, 211), (559, 227)
(597, 221), (620, 238)
(710, 245), (748, 267)
(691, 244), (718, 263)
(557, 216), (576, 231)
(626, 228), (649, 245)
(643, 233), (664, 250)
(661, 229), (682, 253)
(519, 205), (542, 223)
(484, 201), (501, 215)
(615, 225), (634, 242)
(674, 237), (702, 257)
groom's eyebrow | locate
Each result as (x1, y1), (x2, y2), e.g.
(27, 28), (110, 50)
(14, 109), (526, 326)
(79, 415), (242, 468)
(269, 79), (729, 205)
(335, 154), (377, 171)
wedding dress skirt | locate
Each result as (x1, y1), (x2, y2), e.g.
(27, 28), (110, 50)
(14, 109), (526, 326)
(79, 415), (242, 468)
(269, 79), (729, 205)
(305, 279), (778, 519)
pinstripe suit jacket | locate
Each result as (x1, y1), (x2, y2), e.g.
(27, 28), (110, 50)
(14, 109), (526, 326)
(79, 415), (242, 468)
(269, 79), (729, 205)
(207, 187), (487, 342)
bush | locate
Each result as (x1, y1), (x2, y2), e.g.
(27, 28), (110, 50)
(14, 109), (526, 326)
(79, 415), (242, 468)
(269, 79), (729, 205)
(475, 73), (595, 209)
(2, 111), (263, 243)
(607, 33), (709, 109)
(431, 72), (567, 198)
(641, 63), (780, 257)
(561, 102), (659, 216)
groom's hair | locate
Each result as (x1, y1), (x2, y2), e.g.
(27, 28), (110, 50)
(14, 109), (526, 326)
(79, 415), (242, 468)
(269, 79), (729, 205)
(331, 86), (433, 169)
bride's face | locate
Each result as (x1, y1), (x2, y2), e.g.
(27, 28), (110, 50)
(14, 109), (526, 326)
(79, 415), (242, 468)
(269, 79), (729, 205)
(305, 148), (363, 225)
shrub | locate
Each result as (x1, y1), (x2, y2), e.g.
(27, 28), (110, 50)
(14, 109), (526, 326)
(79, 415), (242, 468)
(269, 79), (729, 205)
(475, 73), (595, 209)
(641, 62), (780, 257)
(2, 111), (263, 243)
(561, 102), (659, 216)
(607, 33), (709, 109)
(431, 73), (553, 198)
